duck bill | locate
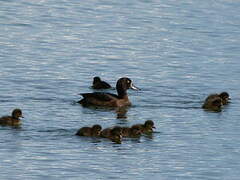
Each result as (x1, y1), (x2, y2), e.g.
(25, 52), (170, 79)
(119, 134), (123, 139)
(130, 83), (140, 90)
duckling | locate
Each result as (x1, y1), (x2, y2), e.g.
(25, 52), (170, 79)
(121, 125), (142, 138)
(75, 124), (102, 137)
(202, 96), (222, 112)
(0, 109), (23, 126)
(92, 76), (112, 89)
(100, 126), (122, 144)
(132, 120), (155, 134)
(204, 92), (230, 105)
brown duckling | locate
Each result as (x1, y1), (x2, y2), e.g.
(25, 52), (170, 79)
(121, 125), (142, 138)
(202, 96), (222, 112)
(204, 92), (230, 106)
(92, 76), (112, 89)
(100, 126), (122, 144)
(75, 124), (102, 137)
(0, 109), (23, 126)
(132, 120), (155, 134)
(78, 77), (140, 107)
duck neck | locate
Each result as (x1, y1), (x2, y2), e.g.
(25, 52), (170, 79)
(12, 116), (19, 120)
(117, 88), (127, 99)
(11, 117), (19, 125)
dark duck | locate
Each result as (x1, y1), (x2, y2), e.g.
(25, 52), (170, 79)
(0, 109), (23, 126)
(100, 126), (123, 144)
(121, 125), (142, 138)
(92, 76), (112, 89)
(202, 96), (223, 112)
(75, 124), (102, 137)
(205, 92), (230, 105)
(132, 120), (156, 134)
(202, 92), (230, 112)
(78, 77), (139, 107)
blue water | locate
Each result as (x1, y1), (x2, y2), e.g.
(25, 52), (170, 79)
(1, 0), (240, 179)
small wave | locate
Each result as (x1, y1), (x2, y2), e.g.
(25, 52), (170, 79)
(8, 23), (33, 27)
(36, 128), (70, 133)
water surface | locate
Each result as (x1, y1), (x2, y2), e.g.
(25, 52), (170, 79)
(1, 0), (240, 179)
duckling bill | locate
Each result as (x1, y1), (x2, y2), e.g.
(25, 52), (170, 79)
(78, 77), (140, 107)
(0, 109), (23, 126)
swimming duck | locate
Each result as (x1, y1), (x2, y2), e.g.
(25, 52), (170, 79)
(78, 77), (139, 107)
(75, 124), (102, 137)
(92, 76), (112, 89)
(100, 126), (122, 144)
(204, 92), (230, 105)
(202, 96), (222, 112)
(121, 125), (142, 138)
(132, 120), (155, 134)
(0, 109), (23, 126)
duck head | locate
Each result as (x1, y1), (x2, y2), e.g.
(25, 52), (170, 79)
(219, 92), (230, 105)
(93, 76), (101, 84)
(12, 109), (23, 119)
(110, 126), (122, 144)
(116, 77), (140, 97)
(92, 124), (102, 136)
(144, 120), (155, 132)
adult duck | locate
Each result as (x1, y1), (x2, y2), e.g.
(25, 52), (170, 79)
(78, 77), (139, 107)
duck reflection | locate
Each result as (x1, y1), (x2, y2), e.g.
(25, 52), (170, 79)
(115, 107), (128, 119)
